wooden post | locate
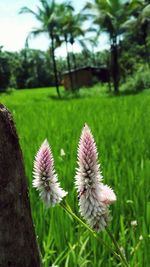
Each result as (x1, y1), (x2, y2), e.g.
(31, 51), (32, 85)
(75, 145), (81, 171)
(0, 104), (41, 267)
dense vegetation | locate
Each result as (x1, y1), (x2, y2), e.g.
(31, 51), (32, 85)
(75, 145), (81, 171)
(1, 0), (150, 95)
(0, 87), (150, 266)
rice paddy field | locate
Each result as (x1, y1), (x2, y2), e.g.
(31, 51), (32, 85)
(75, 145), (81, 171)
(0, 87), (150, 267)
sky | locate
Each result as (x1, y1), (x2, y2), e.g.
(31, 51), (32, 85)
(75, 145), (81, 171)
(0, 0), (109, 57)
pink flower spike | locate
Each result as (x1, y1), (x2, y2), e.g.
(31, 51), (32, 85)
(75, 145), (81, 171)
(33, 139), (67, 207)
(75, 124), (116, 231)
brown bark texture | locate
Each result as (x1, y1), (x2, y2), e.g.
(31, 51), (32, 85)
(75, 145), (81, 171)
(0, 104), (41, 267)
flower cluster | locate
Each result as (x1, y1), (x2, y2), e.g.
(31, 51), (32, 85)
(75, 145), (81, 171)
(75, 124), (116, 231)
(33, 125), (116, 232)
(33, 139), (67, 206)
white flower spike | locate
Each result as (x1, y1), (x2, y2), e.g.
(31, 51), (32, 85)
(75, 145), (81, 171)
(33, 139), (67, 206)
(75, 124), (116, 231)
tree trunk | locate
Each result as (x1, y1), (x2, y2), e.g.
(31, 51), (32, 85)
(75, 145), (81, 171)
(92, 47), (96, 66)
(143, 37), (150, 68)
(141, 21), (150, 68)
(65, 37), (74, 91)
(71, 43), (77, 70)
(111, 38), (119, 94)
(50, 33), (61, 98)
(71, 42), (79, 90)
(0, 104), (41, 267)
(105, 54), (112, 92)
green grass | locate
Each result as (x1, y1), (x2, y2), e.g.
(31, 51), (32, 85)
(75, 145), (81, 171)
(0, 86), (150, 267)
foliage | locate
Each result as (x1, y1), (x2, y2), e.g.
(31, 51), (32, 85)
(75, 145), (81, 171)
(0, 52), (11, 91)
(0, 87), (150, 267)
(84, 0), (148, 93)
(121, 66), (150, 93)
(0, 48), (111, 91)
(122, 1), (150, 67)
(20, 0), (73, 97)
(0, 49), (62, 90)
(1, 0), (150, 93)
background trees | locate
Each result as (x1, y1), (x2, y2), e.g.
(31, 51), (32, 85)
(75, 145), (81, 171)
(123, 2), (150, 68)
(84, 0), (143, 93)
(0, 0), (150, 93)
(0, 49), (57, 90)
(60, 9), (87, 90)
(0, 51), (11, 91)
(20, 0), (70, 97)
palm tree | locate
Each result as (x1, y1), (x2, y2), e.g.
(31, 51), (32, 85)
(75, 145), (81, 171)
(85, 0), (139, 93)
(140, 4), (150, 66)
(20, 0), (68, 97)
(62, 11), (87, 90)
(68, 12), (87, 70)
(56, 2), (75, 91)
(124, 2), (150, 68)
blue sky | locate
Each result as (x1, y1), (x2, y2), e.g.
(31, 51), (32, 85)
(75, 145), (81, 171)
(0, 0), (109, 57)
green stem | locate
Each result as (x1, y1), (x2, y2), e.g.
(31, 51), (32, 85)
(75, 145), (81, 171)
(60, 202), (121, 262)
(106, 227), (129, 267)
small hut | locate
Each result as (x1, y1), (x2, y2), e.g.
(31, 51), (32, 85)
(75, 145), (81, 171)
(63, 66), (109, 90)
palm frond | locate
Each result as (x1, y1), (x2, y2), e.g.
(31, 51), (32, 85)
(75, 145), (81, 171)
(28, 28), (47, 39)
(19, 7), (41, 20)
(141, 4), (150, 18)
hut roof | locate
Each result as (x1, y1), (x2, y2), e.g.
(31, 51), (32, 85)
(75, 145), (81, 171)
(63, 65), (107, 75)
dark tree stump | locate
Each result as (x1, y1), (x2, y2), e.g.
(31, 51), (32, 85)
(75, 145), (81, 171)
(0, 104), (41, 267)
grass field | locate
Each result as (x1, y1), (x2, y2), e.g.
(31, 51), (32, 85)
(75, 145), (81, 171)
(0, 86), (150, 267)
